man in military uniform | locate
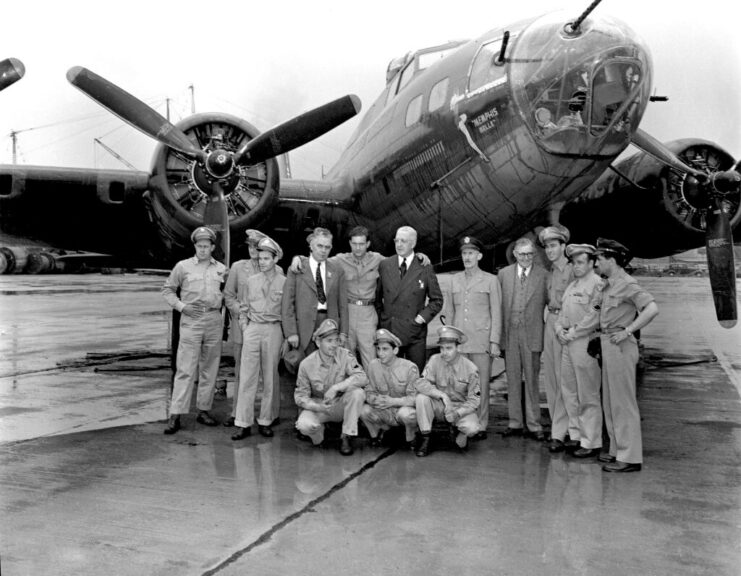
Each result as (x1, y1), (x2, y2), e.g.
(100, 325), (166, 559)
(554, 244), (602, 457)
(499, 237), (548, 440)
(162, 226), (227, 434)
(360, 329), (419, 448)
(223, 229), (283, 426)
(294, 319), (368, 455)
(414, 325), (481, 457)
(231, 237), (285, 441)
(594, 238), (658, 472)
(539, 225), (575, 452)
(450, 235), (501, 439)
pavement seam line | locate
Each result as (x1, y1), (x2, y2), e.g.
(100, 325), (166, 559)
(201, 446), (398, 575)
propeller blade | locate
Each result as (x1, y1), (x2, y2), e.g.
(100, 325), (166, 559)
(631, 129), (707, 179)
(66, 66), (205, 161)
(0, 58), (25, 92)
(705, 204), (737, 327)
(203, 182), (230, 267)
(234, 94), (361, 165)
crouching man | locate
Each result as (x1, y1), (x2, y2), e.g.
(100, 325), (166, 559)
(360, 329), (419, 448)
(295, 319), (368, 455)
(415, 326), (481, 456)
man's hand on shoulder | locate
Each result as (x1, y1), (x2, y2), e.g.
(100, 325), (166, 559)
(416, 252), (431, 267)
(289, 256), (304, 274)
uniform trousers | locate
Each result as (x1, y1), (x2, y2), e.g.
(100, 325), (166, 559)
(398, 337), (427, 374)
(600, 334), (642, 463)
(544, 312), (570, 441)
(170, 311), (222, 415)
(235, 322), (282, 428)
(348, 303), (377, 369)
(464, 352), (491, 430)
(561, 337), (600, 447)
(360, 405), (417, 441)
(504, 324), (542, 432)
(296, 387), (366, 445)
(415, 396), (480, 437)
(231, 342), (280, 421)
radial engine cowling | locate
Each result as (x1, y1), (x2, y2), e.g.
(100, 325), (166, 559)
(147, 112), (280, 258)
(561, 139), (741, 258)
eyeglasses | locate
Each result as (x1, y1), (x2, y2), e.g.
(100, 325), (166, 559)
(517, 252), (535, 258)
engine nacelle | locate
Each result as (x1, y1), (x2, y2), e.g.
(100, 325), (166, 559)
(148, 112), (280, 258)
(561, 139), (740, 258)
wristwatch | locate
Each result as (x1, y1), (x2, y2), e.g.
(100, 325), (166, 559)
(625, 327), (633, 336)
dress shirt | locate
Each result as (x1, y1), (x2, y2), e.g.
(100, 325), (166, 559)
(162, 256), (227, 312)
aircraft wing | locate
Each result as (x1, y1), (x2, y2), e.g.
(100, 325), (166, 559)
(0, 164), (157, 265)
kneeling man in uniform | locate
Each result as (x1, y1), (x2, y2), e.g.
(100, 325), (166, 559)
(294, 319), (368, 455)
(415, 325), (481, 456)
(360, 329), (419, 448)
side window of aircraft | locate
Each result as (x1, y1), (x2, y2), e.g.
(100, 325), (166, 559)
(590, 62), (642, 135)
(405, 95), (423, 127)
(428, 78), (449, 112)
(469, 39), (503, 92)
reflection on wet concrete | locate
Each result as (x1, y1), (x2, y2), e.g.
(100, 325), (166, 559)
(0, 276), (739, 575)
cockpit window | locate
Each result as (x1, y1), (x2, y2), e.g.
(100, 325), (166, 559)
(469, 39), (503, 92)
(590, 62), (641, 135)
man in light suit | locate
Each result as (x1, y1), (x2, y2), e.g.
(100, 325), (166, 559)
(282, 227), (348, 357)
(499, 237), (548, 440)
(375, 226), (443, 372)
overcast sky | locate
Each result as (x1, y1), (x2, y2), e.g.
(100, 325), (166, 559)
(2, 0), (739, 179)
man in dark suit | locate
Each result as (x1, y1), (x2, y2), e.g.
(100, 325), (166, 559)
(375, 226), (443, 372)
(499, 237), (548, 440)
(282, 227), (348, 356)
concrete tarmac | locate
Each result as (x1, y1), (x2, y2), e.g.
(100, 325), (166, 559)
(0, 274), (740, 575)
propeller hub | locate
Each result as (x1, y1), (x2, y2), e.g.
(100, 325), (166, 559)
(205, 149), (235, 179)
(712, 170), (741, 195)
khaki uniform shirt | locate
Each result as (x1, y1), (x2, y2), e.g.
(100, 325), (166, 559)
(416, 353), (480, 415)
(598, 268), (654, 331)
(365, 356), (419, 407)
(295, 347), (368, 409)
(556, 271), (602, 339)
(239, 270), (286, 326)
(451, 268), (502, 353)
(162, 256), (226, 312)
(331, 252), (383, 301)
(547, 258), (574, 313)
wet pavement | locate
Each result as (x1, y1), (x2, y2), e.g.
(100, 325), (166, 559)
(0, 274), (739, 575)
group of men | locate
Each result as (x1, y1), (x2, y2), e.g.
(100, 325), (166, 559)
(161, 221), (658, 470)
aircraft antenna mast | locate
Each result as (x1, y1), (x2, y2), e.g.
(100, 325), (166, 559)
(188, 84), (195, 113)
(94, 138), (137, 170)
(566, 0), (603, 35)
(10, 130), (17, 164)
(165, 98), (171, 121)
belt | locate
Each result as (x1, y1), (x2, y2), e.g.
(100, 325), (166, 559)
(600, 326), (625, 334)
(348, 298), (375, 306)
(316, 309), (328, 314)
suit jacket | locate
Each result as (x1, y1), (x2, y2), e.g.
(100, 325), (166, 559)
(375, 255), (443, 346)
(281, 256), (348, 352)
(499, 263), (548, 352)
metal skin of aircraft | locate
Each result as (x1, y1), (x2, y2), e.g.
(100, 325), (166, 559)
(0, 5), (738, 326)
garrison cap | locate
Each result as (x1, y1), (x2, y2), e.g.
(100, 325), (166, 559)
(373, 329), (402, 347)
(538, 224), (570, 245)
(257, 236), (283, 260)
(565, 243), (596, 258)
(191, 226), (216, 244)
(596, 237), (631, 259)
(459, 236), (484, 253)
(313, 318), (339, 341)
(437, 325), (467, 345)
(245, 229), (266, 246)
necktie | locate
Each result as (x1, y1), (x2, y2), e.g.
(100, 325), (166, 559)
(400, 259), (407, 278)
(520, 270), (527, 286)
(315, 263), (327, 304)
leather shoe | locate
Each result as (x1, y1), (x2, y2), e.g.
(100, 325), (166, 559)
(564, 439), (580, 453)
(526, 430), (546, 441)
(369, 430), (385, 447)
(472, 431), (488, 441)
(501, 427), (523, 438)
(163, 415), (180, 435)
(415, 434), (431, 457)
(258, 425), (274, 438)
(231, 427), (251, 440)
(271, 417), (281, 426)
(573, 447), (600, 458)
(339, 434), (354, 456)
(603, 461), (642, 473)
(548, 439), (565, 453)
(598, 453), (616, 463)
(196, 411), (218, 426)
(222, 416), (235, 427)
